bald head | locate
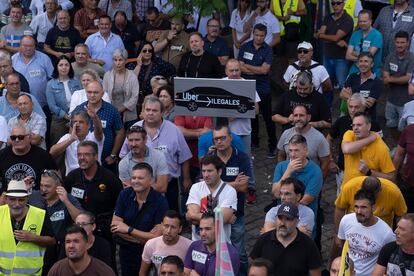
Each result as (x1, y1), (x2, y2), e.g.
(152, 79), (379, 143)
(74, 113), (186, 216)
(225, 59), (241, 79)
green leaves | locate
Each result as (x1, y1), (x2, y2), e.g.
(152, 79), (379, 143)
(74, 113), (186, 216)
(167, 0), (228, 18)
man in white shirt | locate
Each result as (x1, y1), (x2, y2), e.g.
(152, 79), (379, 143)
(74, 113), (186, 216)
(49, 109), (104, 175)
(337, 189), (396, 276)
(186, 155), (237, 242)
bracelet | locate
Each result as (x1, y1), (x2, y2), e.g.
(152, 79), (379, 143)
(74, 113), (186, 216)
(127, 226), (134, 235)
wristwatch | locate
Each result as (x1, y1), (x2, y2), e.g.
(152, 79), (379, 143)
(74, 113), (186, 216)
(110, 154), (117, 160)
(127, 226), (134, 235)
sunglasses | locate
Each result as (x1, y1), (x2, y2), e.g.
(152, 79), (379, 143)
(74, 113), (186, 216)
(42, 169), (63, 183)
(10, 134), (29, 141)
(297, 49), (310, 54)
(142, 49), (153, 53)
(331, 1), (343, 5)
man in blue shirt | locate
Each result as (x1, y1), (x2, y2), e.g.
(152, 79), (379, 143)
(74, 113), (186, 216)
(238, 23), (276, 158)
(207, 124), (252, 276)
(111, 162), (168, 276)
(203, 18), (230, 66)
(85, 15), (125, 72)
(74, 80), (124, 173)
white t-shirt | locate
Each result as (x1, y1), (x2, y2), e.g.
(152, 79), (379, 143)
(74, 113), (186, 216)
(222, 77), (261, 135)
(253, 10), (280, 45)
(186, 180), (237, 242)
(283, 60), (330, 94)
(229, 9), (252, 41)
(57, 131), (105, 175)
(338, 213), (396, 276)
(141, 235), (192, 273)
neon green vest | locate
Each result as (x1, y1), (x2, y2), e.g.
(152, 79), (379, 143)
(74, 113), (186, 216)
(272, 0), (301, 35)
(343, 0), (358, 28)
(0, 205), (46, 276)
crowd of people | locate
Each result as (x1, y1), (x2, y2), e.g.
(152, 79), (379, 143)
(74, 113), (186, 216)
(0, 0), (414, 275)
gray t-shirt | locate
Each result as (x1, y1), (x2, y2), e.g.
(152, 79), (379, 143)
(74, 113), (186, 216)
(0, 23), (32, 48)
(277, 127), (330, 165)
(384, 51), (414, 106)
(265, 204), (315, 233)
(71, 62), (106, 80)
(118, 146), (169, 182)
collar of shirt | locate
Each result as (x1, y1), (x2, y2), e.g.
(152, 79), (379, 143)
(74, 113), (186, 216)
(131, 187), (157, 203)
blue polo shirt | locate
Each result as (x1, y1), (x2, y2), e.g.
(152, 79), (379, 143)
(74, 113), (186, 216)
(203, 36), (230, 57)
(272, 159), (322, 217)
(184, 240), (240, 276)
(74, 101), (123, 161)
(238, 40), (273, 95)
(208, 147), (252, 217)
(114, 187), (168, 268)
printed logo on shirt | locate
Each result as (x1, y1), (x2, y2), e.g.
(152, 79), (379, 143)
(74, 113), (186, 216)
(170, 45), (184, 52)
(402, 15), (413, 22)
(226, 167), (239, 176)
(50, 210), (65, 222)
(362, 40), (371, 49)
(156, 145), (168, 152)
(359, 90), (370, 98)
(389, 63), (398, 72)
(71, 187), (85, 199)
(192, 250), (207, 264)
(243, 52), (254, 60)
(4, 163), (36, 184)
(29, 69), (41, 78)
(152, 254), (165, 264)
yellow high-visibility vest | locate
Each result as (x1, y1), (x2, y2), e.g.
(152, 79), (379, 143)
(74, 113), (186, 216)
(273, 0), (301, 35)
(344, 0), (358, 28)
(0, 205), (46, 276)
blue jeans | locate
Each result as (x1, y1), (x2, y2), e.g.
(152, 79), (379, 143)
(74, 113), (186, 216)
(323, 57), (349, 89)
(231, 216), (248, 276)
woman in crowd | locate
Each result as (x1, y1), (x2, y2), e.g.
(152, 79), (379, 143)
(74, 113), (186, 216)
(103, 48), (139, 129)
(133, 42), (176, 112)
(230, 0), (252, 58)
(69, 69), (111, 113)
(157, 85), (175, 122)
(46, 56), (82, 145)
(150, 75), (168, 95)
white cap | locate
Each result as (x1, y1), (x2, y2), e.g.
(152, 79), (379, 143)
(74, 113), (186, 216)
(297, 41), (313, 50)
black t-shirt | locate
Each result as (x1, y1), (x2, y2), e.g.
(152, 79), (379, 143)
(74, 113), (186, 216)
(329, 115), (382, 170)
(178, 51), (224, 78)
(250, 230), (321, 276)
(345, 73), (384, 120)
(322, 12), (354, 58)
(63, 165), (122, 217)
(273, 90), (332, 130)
(44, 26), (83, 63)
(112, 22), (141, 59)
(0, 145), (57, 193)
(377, 241), (414, 274)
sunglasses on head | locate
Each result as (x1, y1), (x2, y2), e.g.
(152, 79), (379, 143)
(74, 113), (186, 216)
(42, 169), (63, 183)
(10, 134), (29, 141)
(297, 49), (310, 54)
(331, 1), (343, 5)
(142, 49), (153, 53)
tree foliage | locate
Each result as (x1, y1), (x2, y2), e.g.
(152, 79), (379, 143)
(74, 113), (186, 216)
(166, 0), (228, 17)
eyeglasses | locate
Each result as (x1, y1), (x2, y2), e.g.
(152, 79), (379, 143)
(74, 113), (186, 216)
(10, 134), (28, 141)
(128, 125), (147, 135)
(142, 49), (153, 53)
(76, 222), (94, 227)
(213, 136), (227, 142)
(297, 49), (310, 54)
(42, 169), (63, 183)
(331, 1), (343, 5)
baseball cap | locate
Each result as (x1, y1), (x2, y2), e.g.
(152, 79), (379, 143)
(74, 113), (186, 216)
(277, 202), (299, 219)
(297, 41), (313, 50)
(5, 180), (30, 197)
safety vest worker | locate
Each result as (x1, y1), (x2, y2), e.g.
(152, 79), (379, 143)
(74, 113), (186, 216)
(271, 0), (306, 36)
(0, 180), (55, 276)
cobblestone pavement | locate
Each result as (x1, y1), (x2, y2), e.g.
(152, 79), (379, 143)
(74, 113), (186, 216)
(244, 89), (394, 269)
